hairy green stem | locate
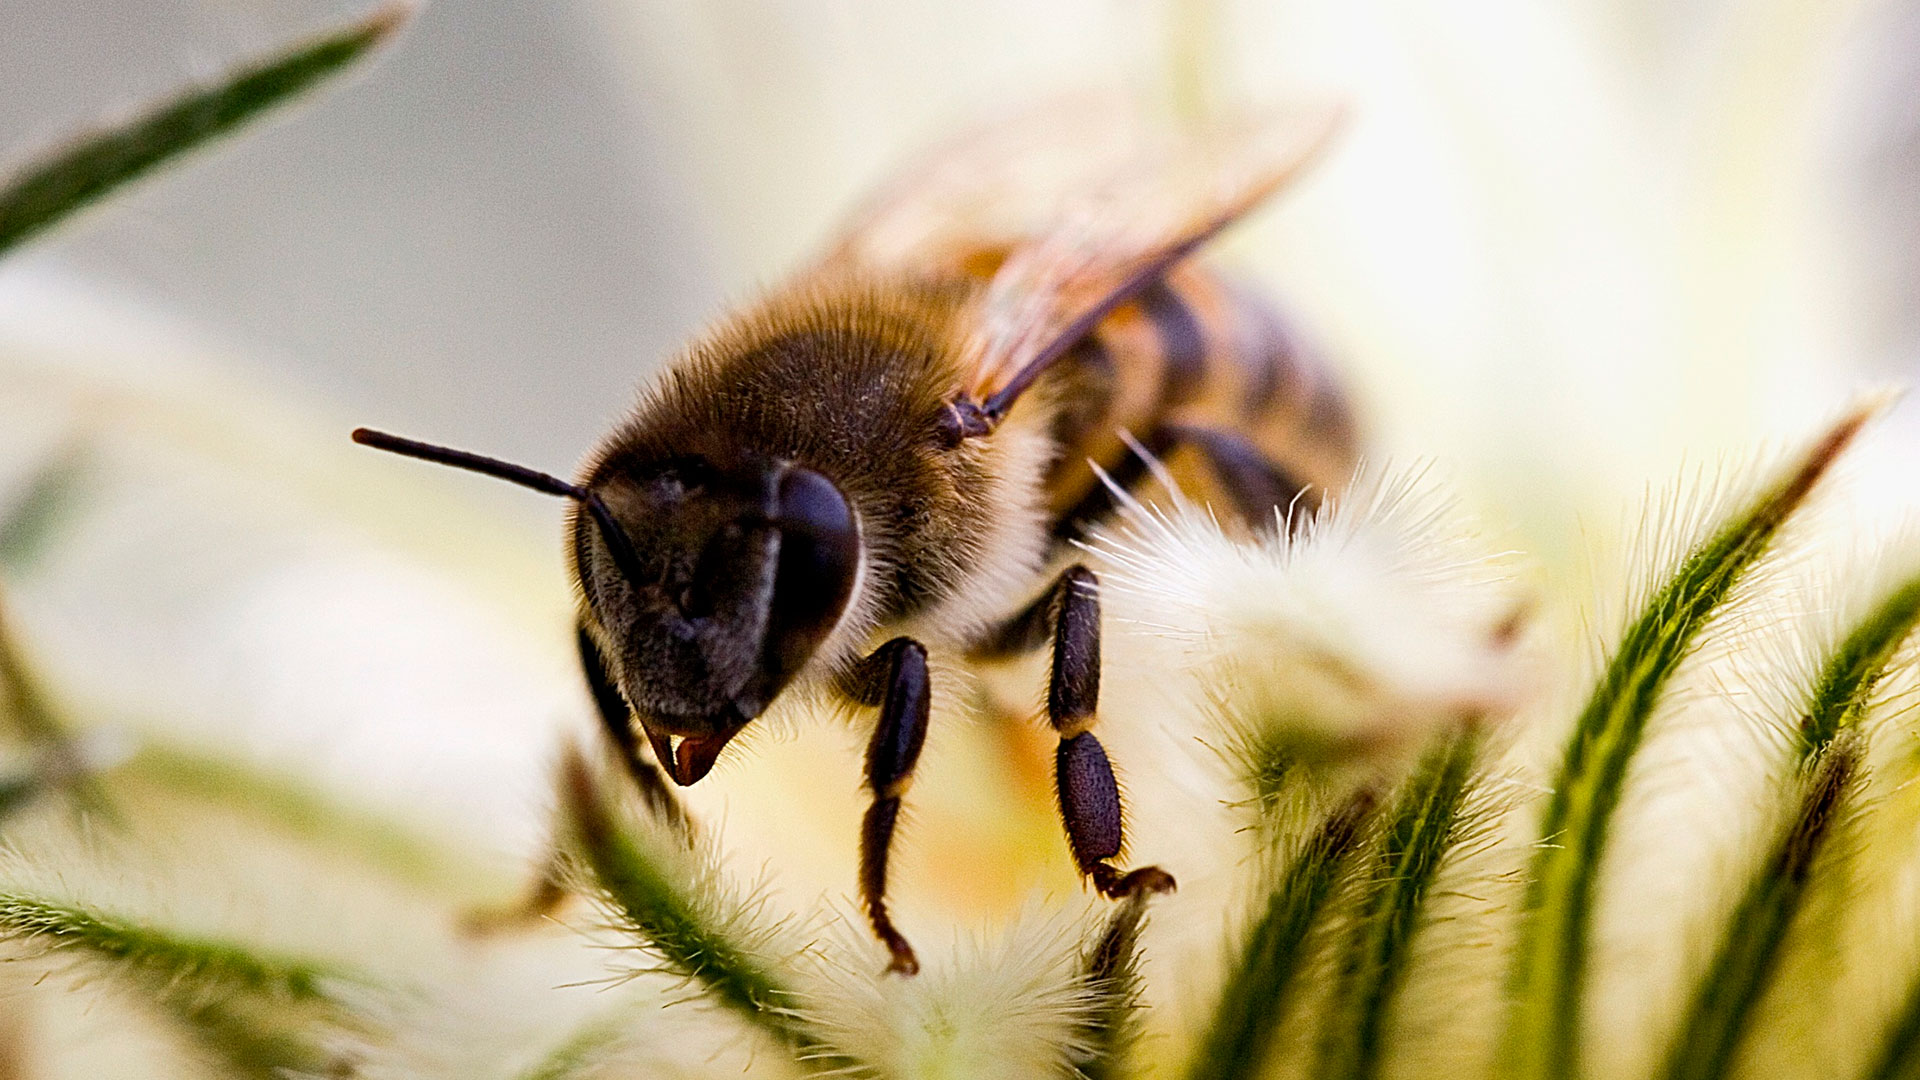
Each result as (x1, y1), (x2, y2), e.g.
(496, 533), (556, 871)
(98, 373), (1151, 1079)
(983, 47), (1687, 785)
(1659, 740), (1858, 1080)
(0, 892), (364, 1076)
(1186, 788), (1378, 1080)
(560, 752), (816, 1052)
(1797, 575), (1920, 761)
(0, 893), (345, 1002)
(1865, 977), (1920, 1080)
(1318, 730), (1482, 1080)
(1659, 565), (1920, 1080)
(0, 3), (406, 255)
(1078, 890), (1153, 1080)
(1505, 407), (1871, 1080)
(513, 1004), (638, 1080)
(117, 742), (498, 899)
(0, 440), (95, 576)
(0, 588), (111, 818)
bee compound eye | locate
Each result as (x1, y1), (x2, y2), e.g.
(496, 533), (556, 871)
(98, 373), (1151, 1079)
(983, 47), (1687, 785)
(776, 466), (854, 545)
(761, 466), (859, 676)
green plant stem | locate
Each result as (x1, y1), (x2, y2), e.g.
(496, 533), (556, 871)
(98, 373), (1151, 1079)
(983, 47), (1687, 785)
(0, 3), (406, 256)
(1318, 730), (1482, 1080)
(1657, 570), (1920, 1080)
(513, 1005), (636, 1080)
(560, 751), (816, 1052)
(167, 998), (351, 1080)
(116, 742), (499, 899)
(1797, 576), (1920, 761)
(1078, 890), (1153, 1080)
(0, 588), (111, 819)
(1659, 740), (1858, 1080)
(0, 439), (95, 575)
(0, 893), (344, 1002)
(0, 763), (47, 824)
(1186, 788), (1377, 1080)
(1505, 406), (1871, 1080)
(0, 892), (364, 1077)
(1865, 976), (1920, 1080)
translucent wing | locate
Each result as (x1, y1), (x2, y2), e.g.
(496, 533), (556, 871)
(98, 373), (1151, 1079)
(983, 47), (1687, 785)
(825, 95), (1153, 277)
(827, 98), (1343, 423)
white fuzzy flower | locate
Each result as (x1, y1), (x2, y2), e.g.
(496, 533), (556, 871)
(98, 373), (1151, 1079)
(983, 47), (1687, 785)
(1088, 465), (1526, 776)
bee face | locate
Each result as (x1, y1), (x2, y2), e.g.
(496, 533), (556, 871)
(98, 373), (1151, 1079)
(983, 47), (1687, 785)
(575, 452), (862, 784)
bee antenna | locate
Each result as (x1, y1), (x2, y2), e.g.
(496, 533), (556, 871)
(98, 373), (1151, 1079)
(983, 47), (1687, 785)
(350, 427), (649, 584)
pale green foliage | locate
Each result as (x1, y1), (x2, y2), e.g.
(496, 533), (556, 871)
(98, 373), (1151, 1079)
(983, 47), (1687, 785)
(0, 892), (367, 1078)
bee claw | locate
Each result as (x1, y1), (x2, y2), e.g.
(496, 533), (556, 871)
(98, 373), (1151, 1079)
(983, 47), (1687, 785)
(883, 940), (921, 977)
(1093, 864), (1177, 899)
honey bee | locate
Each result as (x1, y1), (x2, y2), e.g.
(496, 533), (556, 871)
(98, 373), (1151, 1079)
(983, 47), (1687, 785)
(353, 100), (1358, 974)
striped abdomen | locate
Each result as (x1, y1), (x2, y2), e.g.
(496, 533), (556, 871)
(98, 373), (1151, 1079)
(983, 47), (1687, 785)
(1038, 263), (1358, 533)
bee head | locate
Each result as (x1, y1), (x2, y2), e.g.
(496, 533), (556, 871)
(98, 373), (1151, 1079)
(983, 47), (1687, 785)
(576, 453), (861, 784)
(349, 429), (861, 786)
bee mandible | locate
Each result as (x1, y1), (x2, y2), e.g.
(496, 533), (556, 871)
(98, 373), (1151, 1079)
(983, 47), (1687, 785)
(353, 100), (1359, 975)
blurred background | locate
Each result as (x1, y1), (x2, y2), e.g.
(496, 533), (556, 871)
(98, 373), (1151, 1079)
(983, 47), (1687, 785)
(0, 0), (1916, 888)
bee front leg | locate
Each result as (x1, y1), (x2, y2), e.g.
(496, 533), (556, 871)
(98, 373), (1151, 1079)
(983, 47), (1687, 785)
(842, 637), (932, 975)
(982, 566), (1177, 899)
(466, 626), (688, 935)
(576, 624), (684, 829)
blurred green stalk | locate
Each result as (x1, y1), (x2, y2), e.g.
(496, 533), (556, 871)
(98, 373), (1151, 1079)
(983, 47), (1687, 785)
(0, 3), (406, 256)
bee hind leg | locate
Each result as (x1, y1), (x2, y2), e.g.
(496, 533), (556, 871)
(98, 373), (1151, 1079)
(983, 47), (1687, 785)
(978, 565), (1176, 900)
(1053, 425), (1314, 543)
(842, 636), (933, 975)
(1161, 423), (1316, 534)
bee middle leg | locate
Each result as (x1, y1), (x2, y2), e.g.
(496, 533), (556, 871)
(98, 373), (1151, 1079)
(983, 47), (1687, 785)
(840, 636), (933, 975)
(976, 566), (1176, 899)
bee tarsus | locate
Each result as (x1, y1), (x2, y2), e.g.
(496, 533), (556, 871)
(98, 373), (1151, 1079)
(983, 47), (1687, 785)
(851, 637), (932, 976)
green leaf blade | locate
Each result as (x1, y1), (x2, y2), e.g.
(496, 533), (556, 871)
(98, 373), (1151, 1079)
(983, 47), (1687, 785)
(0, 3), (407, 256)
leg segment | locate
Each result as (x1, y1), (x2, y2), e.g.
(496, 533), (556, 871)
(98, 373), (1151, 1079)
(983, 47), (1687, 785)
(466, 626), (690, 934)
(844, 637), (933, 975)
(1053, 424), (1315, 544)
(1164, 423), (1315, 533)
(576, 624), (684, 829)
(985, 566), (1176, 899)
